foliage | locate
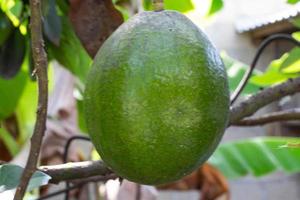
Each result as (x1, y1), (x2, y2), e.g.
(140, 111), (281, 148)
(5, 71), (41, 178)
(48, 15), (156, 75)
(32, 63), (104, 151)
(0, 69), (26, 120)
(0, 128), (19, 156)
(47, 17), (92, 83)
(0, 164), (51, 192)
(207, 0), (223, 16)
(251, 33), (300, 87)
(287, 0), (300, 4)
(143, 0), (194, 12)
(221, 52), (261, 95)
(209, 137), (300, 179)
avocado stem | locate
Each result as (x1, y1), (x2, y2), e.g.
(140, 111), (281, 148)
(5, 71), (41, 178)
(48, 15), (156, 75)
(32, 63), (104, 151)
(153, 0), (164, 11)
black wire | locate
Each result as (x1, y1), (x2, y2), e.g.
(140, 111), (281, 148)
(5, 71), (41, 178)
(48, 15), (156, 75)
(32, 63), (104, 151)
(36, 181), (87, 200)
(230, 34), (300, 105)
(63, 135), (91, 200)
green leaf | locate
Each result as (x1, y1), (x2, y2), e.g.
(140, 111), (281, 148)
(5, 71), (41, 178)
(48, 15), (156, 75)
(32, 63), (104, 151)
(0, 69), (27, 120)
(209, 137), (300, 179)
(48, 17), (92, 83)
(280, 47), (300, 73)
(15, 77), (37, 142)
(221, 52), (261, 95)
(251, 53), (298, 86)
(0, 10), (13, 46)
(0, 164), (51, 192)
(207, 0), (223, 16)
(291, 18), (300, 28)
(287, 0), (300, 4)
(43, 0), (62, 46)
(143, 0), (194, 12)
(292, 31), (300, 41)
(0, 0), (23, 27)
(0, 28), (26, 79)
(0, 127), (19, 156)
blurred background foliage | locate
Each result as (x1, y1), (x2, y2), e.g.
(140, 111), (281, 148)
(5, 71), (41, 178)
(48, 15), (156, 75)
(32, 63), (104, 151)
(0, 0), (299, 192)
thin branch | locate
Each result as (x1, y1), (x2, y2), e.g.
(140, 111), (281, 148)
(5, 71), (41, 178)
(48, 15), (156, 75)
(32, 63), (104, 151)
(232, 108), (300, 126)
(13, 0), (48, 199)
(10, 77), (299, 187)
(36, 174), (118, 200)
(230, 34), (300, 104)
(39, 161), (113, 183)
(229, 77), (300, 125)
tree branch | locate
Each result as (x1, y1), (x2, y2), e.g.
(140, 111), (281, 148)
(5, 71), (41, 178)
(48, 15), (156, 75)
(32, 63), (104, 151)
(12, 77), (300, 187)
(232, 108), (300, 126)
(229, 77), (300, 125)
(39, 161), (113, 183)
(13, 0), (48, 199)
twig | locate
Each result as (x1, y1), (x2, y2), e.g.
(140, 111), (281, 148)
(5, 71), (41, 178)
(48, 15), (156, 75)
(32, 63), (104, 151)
(36, 174), (118, 200)
(13, 0), (48, 199)
(10, 76), (300, 188)
(39, 161), (113, 183)
(230, 34), (300, 104)
(229, 77), (300, 125)
(232, 108), (300, 126)
(63, 136), (90, 200)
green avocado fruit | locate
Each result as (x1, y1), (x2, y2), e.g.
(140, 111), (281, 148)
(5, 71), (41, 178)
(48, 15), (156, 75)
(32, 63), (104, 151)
(84, 10), (230, 185)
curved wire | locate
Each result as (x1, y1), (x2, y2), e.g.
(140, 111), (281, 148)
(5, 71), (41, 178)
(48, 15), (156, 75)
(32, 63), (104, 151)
(230, 34), (300, 105)
(63, 135), (91, 200)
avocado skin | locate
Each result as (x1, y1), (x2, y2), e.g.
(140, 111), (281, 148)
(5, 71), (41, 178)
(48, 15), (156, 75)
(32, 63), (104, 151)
(84, 10), (230, 185)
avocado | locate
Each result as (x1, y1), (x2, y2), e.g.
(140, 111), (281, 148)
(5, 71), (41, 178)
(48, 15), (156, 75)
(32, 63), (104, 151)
(84, 10), (229, 185)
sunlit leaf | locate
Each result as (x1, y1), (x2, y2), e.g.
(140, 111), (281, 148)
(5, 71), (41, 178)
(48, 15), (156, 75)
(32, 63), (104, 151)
(15, 62), (54, 143)
(251, 54), (298, 86)
(209, 137), (300, 179)
(0, 0), (23, 27)
(207, 0), (223, 16)
(0, 127), (19, 156)
(0, 164), (51, 192)
(287, 0), (300, 4)
(292, 31), (300, 41)
(0, 69), (27, 120)
(221, 52), (261, 95)
(280, 47), (300, 73)
(143, 0), (194, 12)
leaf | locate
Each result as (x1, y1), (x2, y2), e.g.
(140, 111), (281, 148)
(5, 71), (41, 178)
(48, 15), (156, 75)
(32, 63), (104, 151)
(208, 137), (300, 179)
(164, 0), (194, 12)
(250, 53), (298, 86)
(143, 0), (194, 12)
(0, 69), (27, 120)
(0, 10), (13, 46)
(15, 75), (37, 142)
(69, 0), (123, 57)
(280, 47), (300, 73)
(48, 17), (92, 83)
(292, 31), (300, 41)
(0, 127), (19, 156)
(287, 0), (300, 4)
(0, 164), (51, 192)
(207, 0), (223, 16)
(0, 28), (26, 79)
(221, 52), (261, 95)
(291, 18), (300, 28)
(42, 0), (62, 46)
(0, 0), (23, 27)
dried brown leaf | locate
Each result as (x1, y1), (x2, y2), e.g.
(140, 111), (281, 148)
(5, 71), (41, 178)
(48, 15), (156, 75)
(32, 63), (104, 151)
(69, 0), (123, 58)
(157, 163), (230, 200)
